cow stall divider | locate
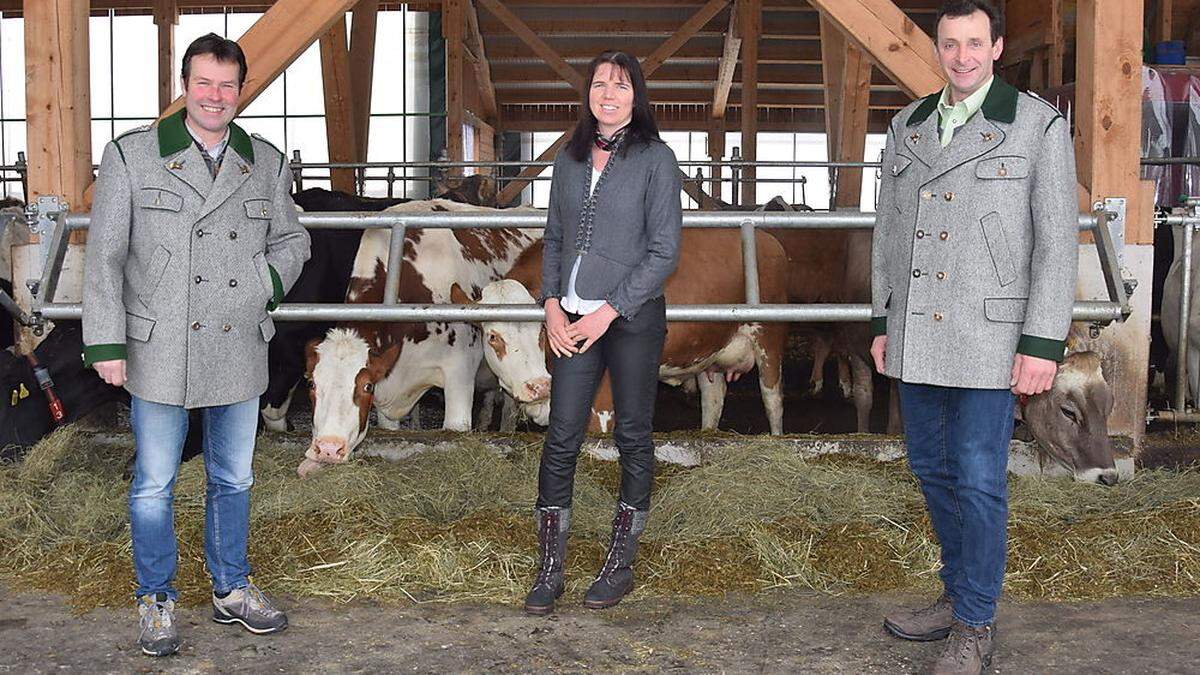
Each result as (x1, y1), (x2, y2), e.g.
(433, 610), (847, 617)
(24, 205), (1128, 332)
(1154, 196), (1200, 423)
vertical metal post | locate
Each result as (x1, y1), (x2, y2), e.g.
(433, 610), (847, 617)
(382, 223), (408, 305)
(16, 152), (27, 203)
(387, 166), (396, 198)
(739, 218), (760, 304)
(291, 150), (304, 193)
(1176, 220), (1194, 412)
(730, 147), (741, 207)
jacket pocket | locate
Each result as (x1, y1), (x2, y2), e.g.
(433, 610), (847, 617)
(137, 245), (171, 307)
(137, 187), (183, 212)
(975, 156), (1030, 180)
(984, 297), (1028, 323)
(259, 315), (276, 342)
(979, 211), (1017, 287)
(126, 311), (156, 342)
(252, 251), (273, 298)
(245, 199), (272, 220)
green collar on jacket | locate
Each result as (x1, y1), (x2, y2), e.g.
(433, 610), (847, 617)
(157, 108), (254, 163)
(906, 76), (1019, 127)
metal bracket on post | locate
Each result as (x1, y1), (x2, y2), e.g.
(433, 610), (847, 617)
(1091, 200), (1132, 319)
(22, 195), (70, 334)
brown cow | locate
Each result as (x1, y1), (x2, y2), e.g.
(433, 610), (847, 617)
(458, 229), (791, 434)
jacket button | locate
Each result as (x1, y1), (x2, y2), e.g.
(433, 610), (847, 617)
(933, 313), (943, 321)
(191, 321), (201, 331)
(196, 229), (204, 238)
(229, 231), (238, 240)
(939, 231), (949, 240)
(943, 192), (954, 202)
(194, 275), (202, 284)
(222, 323), (232, 332)
(229, 279), (238, 288)
(912, 269), (921, 278)
(936, 271), (946, 280)
(916, 230), (925, 239)
(922, 191), (934, 201)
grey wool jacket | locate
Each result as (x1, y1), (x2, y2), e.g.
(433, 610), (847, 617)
(870, 77), (1079, 389)
(82, 110), (310, 408)
(540, 138), (682, 319)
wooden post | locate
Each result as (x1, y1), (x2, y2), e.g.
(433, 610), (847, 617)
(707, 122), (725, 201)
(349, 0), (380, 163)
(19, 0), (91, 351)
(737, 0), (759, 207)
(445, 0), (465, 169)
(1074, 0), (1149, 447)
(153, 0), (179, 115)
(320, 16), (358, 193)
(821, 16), (871, 210)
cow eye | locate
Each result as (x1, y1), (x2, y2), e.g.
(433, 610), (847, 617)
(1060, 406), (1079, 424)
(363, 382), (375, 394)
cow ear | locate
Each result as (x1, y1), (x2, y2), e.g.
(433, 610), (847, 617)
(450, 283), (479, 306)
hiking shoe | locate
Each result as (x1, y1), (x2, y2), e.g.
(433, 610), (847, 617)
(883, 594), (954, 641)
(211, 582), (288, 634)
(137, 592), (179, 657)
(932, 621), (995, 675)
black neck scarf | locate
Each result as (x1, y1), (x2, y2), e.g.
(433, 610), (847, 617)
(594, 125), (629, 152)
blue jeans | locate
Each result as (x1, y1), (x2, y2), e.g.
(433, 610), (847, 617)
(897, 382), (1015, 627)
(129, 395), (258, 600)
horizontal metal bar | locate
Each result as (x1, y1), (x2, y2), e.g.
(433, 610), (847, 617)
(1140, 157), (1200, 166)
(61, 211), (1102, 231)
(1158, 215), (1200, 225)
(294, 160), (884, 169)
(38, 301), (1123, 324)
(1149, 410), (1200, 423)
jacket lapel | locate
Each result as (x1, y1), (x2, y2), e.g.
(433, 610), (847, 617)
(921, 112), (1006, 185)
(162, 145), (213, 199)
(197, 141), (253, 222)
(901, 112), (942, 169)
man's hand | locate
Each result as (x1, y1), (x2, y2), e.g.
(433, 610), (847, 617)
(94, 359), (127, 387)
(1010, 353), (1057, 396)
(544, 299), (579, 358)
(870, 335), (887, 375)
(565, 303), (619, 354)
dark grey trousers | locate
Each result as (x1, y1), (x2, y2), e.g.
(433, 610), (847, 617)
(536, 296), (667, 510)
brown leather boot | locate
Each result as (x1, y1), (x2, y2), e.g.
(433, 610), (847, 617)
(883, 594), (954, 641)
(932, 621), (995, 675)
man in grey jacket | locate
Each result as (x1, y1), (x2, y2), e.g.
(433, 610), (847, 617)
(82, 34), (309, 657)
(869, 3), (1078, 674)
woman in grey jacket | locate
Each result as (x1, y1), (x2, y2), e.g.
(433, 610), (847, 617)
(523, 51), (683, 615)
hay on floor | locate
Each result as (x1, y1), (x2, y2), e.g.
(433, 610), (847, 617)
(1, 427), (1198, 612)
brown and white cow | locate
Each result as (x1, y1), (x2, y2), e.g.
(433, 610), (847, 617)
(300, 199), (538, 475)
(1019, 350), (1119, 484)
(459, 229), (791, 434)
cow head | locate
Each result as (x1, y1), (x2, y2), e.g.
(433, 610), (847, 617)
(303, 327), (399, 474)
(1022, 351), (1119, 485)
(451, 280), (551, 425)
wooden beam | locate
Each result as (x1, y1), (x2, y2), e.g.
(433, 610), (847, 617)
(153, 0), (178, 115)
(475, 0), (583, 92)
(821, 14), (871, 208)
(805, 0), (943, 99)
(465, 0), (498, 122)
(158, 0), (358, 121)
(712, 0), (741, 119)
(641, 0), (730, 76)
(496, 128), (574, 206)
(445, 0), (465, 167)
(1156, 0), (1174, 45)
(707, 120), (724, 197)
(319, 16), (357, 193)
(738, 0), (758, 206)
(349, 0), (379, 162)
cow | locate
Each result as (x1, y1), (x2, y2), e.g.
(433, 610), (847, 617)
(299, 199), (539, 475)
(258, 188), (411, 432)
(0, 321), (201, 463)
(458, 228), (790, 435)
(1018, 350), (1118, 484)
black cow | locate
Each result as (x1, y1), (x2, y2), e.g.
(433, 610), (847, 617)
(0, 321), (201, 463)
(259, 188), (411, 431)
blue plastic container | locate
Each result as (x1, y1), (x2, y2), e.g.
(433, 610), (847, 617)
(1155, 40), (1186, 65)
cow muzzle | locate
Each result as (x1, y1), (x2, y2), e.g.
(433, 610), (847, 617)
(309, 436), (350, 464)
(518, 376), (551, 403)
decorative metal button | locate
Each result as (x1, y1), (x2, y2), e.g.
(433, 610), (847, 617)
(909, 133), (921, 142)
(196, 229), (204, 238)
(936, 271), (946, 280)
(922, 191), (934, 201)
(194, 275), (202, 284)
(916, 230), (926, 239)
(943, 192), (954, 202)
(939, 231), (949, 240)
(222, 323), (232, 332)
(261, 207), (269, 217)
(191, 321), (201, 331)
(933, 313), (943, 321)
(912, 269), (922, 278)
(229, 279), (238, 288)
(229, 231), (238, 240)
(998, 164), (1008, 177)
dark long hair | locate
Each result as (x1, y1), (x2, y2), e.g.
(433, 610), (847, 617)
(565, 51), (662, 162)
